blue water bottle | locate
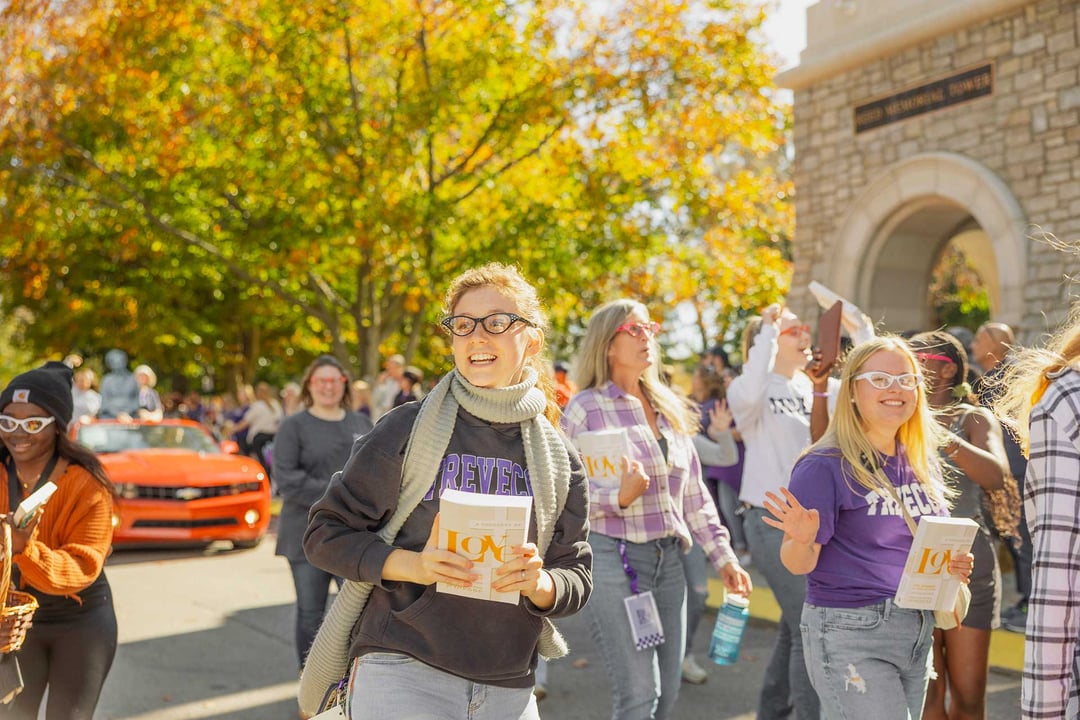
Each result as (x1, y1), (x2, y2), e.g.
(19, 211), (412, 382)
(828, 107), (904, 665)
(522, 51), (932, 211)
(708, 593), (750, 665)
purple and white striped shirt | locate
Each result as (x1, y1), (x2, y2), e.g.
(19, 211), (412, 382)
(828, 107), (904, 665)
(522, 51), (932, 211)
(562, 381), (737, 572)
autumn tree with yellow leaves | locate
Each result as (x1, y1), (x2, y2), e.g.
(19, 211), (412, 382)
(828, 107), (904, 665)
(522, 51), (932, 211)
(0, 0), (792, 386)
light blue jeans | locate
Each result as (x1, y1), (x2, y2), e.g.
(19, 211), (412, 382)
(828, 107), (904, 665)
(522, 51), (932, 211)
(347, 653), (540, 720)
(743, 507), (820, 720)
(800, 600), (935, 720)
(585, 533), (686, 720)
(679, 543), (709, 655)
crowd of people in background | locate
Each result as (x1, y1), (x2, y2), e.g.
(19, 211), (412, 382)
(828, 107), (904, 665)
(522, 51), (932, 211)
(7, 251), (1074, 720)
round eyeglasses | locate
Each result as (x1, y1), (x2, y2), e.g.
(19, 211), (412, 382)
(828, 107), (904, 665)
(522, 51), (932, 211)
(615, 322), (661, 339)
(441, 312), (534, 337)
(854, 371), (922, 391)
(0, 415), (56, 434)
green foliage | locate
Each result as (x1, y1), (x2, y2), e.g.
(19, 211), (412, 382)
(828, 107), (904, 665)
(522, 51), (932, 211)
(0, 0), (793, 389)
(929, 244), (991, 332)
(0, 307), (37, 386)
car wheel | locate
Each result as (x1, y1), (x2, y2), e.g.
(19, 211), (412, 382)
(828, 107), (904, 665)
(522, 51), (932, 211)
(232, 537), (263, 551)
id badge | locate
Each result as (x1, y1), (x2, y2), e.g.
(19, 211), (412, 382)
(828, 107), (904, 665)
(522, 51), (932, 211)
(624, 590), (665, 650)
(311, 705), (346, 720)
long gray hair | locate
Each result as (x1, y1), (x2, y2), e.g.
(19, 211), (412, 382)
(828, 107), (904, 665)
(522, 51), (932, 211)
(574, 299), (697, 435)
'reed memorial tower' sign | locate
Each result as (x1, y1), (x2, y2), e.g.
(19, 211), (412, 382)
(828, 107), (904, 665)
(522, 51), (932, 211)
(854, 64), (994, 133)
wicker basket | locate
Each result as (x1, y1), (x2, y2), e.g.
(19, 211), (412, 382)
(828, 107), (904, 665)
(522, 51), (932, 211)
(0, 523), (37, 654)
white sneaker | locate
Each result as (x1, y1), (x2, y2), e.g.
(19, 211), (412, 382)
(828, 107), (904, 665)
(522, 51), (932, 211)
(681, 654), (708, 684)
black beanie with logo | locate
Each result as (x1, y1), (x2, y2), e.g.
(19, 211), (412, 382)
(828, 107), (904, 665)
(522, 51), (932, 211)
(0, 362), (75, 429)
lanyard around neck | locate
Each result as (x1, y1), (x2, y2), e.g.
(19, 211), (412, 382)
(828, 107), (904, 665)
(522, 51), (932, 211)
(618, 540), (641, 594)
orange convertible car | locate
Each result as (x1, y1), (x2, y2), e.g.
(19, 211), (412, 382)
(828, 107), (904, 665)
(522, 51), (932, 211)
(72, 419), (271, 548)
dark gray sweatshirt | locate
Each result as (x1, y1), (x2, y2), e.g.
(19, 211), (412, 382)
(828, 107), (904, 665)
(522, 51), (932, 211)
(304, 402), (591, 688)
(273, 409), (373, 563)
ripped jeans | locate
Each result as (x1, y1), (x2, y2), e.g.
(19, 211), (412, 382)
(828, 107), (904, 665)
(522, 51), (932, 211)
(800, 599), (935, 720)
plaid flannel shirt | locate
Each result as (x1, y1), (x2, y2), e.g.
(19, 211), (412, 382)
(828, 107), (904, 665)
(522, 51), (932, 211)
(561, 382), (737, 572)
(1023, 366), (1080, 719)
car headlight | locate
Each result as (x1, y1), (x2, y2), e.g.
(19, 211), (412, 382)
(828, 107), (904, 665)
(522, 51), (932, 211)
(115, 483), (139, 500)
(243, 509), (260, 526)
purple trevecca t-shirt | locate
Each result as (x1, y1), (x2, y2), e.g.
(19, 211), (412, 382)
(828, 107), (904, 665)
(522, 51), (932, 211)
(788, 448), (946, 608)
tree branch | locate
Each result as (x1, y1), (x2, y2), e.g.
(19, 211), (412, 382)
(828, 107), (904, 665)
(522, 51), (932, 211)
(451, 119), (565, 205)
(431, 95), (510, 188)
(342, 20), (367, 185)
(55, 137), (345, 328)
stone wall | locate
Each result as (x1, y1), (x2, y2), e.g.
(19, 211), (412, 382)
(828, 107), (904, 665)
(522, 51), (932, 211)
(788, 0), (1080, 343)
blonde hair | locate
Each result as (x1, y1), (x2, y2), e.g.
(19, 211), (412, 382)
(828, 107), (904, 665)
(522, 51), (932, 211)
(442, 262), (560, 425)
(740, 316), (763, 366)
(807, 336), (951, 503)
(992, 302), (1080, 452)
(574, 299), (698, 435)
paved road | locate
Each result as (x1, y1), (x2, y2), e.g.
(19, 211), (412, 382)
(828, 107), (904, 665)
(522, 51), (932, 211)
(96, 530), (1021, 719)
(97, 538), (299, 719)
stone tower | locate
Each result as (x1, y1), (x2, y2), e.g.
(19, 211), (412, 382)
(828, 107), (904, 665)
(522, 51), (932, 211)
(779, 0), (1080, 342)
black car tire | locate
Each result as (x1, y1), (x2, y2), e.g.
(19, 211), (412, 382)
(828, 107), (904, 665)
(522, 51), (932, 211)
(232, 537), (263, 551)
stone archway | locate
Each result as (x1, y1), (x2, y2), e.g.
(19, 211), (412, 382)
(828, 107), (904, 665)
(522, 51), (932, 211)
(823, 152), (1027, 331)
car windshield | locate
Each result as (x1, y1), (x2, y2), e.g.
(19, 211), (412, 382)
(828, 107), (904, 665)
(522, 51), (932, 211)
(77, 425), (221, 454)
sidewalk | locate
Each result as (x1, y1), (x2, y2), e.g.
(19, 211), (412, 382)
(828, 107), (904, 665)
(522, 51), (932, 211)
(705, 562), (1024, 673)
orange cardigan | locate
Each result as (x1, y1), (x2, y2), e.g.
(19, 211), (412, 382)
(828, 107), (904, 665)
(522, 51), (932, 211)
(1, 464), (114, 598)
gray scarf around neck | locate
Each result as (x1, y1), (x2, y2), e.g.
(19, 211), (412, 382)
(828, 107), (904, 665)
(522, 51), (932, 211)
(299, 366), (571, 715)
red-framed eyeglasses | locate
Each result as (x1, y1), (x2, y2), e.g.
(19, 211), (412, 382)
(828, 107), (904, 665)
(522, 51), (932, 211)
(311, 376), (347, 388)
(778, 324), (810, 337)
(615, 322), (661, 339)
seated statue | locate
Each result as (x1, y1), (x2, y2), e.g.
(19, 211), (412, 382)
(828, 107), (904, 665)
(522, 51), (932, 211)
(98, 349), (139, 419)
